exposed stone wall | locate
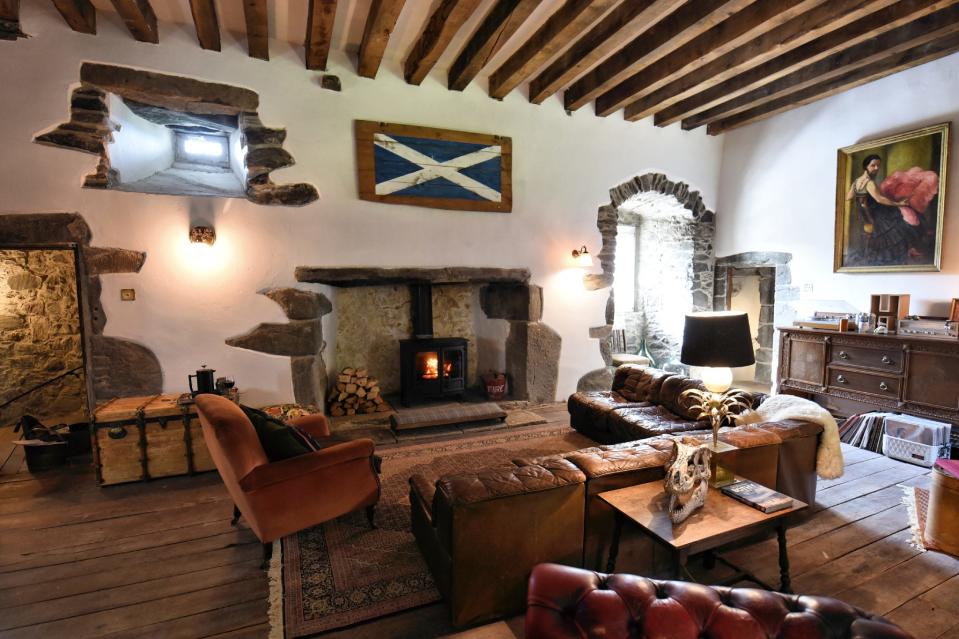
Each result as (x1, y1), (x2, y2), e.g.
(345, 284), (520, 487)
(713, 252), (797, 384)
(0, 213), (160, 407)
(582, 173), (715, 383)
(334, 284), (478, 394)
(0, 249), (87, 425)
(225, 288), (333, 407)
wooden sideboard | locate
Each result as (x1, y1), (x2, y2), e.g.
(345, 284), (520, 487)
(777, 327), (959, 454)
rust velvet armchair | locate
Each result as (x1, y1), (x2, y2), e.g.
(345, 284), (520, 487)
(195, 394), (381, 567)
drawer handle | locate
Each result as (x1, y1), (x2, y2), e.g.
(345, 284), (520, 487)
(838, 351), (849, 360)
(881, 355), (893, 364)
(837, 375), (847, 384)
(879, 382), (890, 391)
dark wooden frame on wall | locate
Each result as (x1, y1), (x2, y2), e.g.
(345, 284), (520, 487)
(355, 120), (512, 213)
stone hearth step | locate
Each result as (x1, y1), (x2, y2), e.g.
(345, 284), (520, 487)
(390, 402), (507, 431)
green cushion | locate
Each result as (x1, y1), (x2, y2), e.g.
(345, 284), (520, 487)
(241, 405), (311, 462)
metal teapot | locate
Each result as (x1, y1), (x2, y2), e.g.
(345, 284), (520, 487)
(189, 365), (216, 396)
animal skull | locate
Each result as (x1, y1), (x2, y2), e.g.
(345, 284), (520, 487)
(664, 437), (712, 524)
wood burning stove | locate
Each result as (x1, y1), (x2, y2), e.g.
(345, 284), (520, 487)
(399, 282), (468, 406)
(399, 337), (467, 406)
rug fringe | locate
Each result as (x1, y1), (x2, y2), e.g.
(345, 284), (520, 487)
(268, 539), (284, 639)
(899, 485), (926, 552)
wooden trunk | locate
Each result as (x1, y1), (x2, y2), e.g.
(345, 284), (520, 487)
(91, 393), (219, 486)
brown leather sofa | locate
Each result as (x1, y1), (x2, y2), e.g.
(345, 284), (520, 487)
(526, 563), (914, 639)
(568, 364), (765, 443)
(409, 369), (823, 628)
(195, 394), (381, 566)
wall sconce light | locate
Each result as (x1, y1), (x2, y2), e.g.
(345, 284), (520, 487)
(571, 245), (593, 267)
(189, 226), (216, 246)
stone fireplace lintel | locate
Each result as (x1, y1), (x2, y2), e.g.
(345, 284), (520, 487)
(295, 266), (531, 287)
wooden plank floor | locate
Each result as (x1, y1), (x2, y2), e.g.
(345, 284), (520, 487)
(0, 411), (956, 638)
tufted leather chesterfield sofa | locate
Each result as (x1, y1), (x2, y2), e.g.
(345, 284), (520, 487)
(526, 563), (914, 639)
(568, 364), (766, 444)
(409, 374), (823, 628)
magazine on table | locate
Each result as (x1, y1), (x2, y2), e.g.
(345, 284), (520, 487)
(721, 479), (794, 514)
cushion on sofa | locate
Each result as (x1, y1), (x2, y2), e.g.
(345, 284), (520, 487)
(607, 404), (701, 440)
(567, 391), (650, 437)
(240, 405), (318, 462)
(615, 366), (673, 403)
(658, 375), (707, 419)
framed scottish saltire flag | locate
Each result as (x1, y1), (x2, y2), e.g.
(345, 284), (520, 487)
(355, 121), (512, 212)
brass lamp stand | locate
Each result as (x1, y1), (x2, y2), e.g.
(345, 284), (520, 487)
(680, 388), (752, 486)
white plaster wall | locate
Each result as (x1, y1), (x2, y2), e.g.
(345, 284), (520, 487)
(1, 3), (724, 406)
(107, 94), (175, 184)
(717, 53), (959, 320)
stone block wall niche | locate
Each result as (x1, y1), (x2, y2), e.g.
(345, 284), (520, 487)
(33, 62), (318, 206)
(579, 173), (715, 392)
(226, 268), (561, 412)
(0, 213), (163, 418)
(713, 252), (797, 385)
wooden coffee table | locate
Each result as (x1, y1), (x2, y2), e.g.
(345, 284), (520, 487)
(599, 481), (807, 592)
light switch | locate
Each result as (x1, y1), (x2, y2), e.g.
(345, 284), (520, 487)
(120, 288), (136, 301)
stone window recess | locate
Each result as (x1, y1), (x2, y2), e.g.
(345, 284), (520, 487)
(0, 213), (163, 405)
(33, 62), (318, 206)
(578, 173), (715, 392)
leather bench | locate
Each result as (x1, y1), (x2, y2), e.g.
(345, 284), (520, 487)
(526, 563), (914, 639)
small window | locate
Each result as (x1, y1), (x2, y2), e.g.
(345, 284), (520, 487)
(175, 133), (230, 168)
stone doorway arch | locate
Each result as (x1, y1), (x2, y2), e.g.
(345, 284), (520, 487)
(579, 173), (715, 392)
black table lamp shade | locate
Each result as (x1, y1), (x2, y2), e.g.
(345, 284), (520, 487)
(680, 312), (755, 368)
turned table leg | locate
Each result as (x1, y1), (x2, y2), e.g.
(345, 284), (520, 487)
(777, 523), (792, 594)
(606, 511), (624, 573)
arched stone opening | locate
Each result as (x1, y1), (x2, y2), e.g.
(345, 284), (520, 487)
(579, 173), (715, 392)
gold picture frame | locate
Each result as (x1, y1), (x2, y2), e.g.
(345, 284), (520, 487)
(834, 122), (949, 273)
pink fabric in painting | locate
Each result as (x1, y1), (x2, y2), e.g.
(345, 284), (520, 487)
(880, 167), (939, 226)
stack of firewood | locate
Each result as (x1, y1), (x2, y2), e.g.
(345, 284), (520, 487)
(328, 367), (389, 417)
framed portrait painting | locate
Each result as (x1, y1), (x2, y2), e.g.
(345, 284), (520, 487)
(834, 122), (949, 272)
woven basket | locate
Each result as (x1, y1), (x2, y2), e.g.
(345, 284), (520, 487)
(926, 466), (959, 556)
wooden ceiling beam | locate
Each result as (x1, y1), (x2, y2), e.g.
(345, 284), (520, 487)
(405, 0), (484, 86)
(357, 0), (407, 78)
(595, 0), (827, 117)
(448, 0), (539, 92)
(692, 6), (959, 133)
(51, 0), (96, 34)
(109, 0), (158, 43)
(625, 0), (899, 124)
(188, 0), (219, 51)
(489, 0), (620, 100)
(528, 0), (684, 105)
(661, 0), (956, 128)
(305, 0), (337, 70)
(243, 0), (269, 60)
(563, 0), (755, 112)
(708, 29), (959, 134)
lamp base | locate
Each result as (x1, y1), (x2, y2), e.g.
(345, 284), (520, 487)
(706, 439), (736, 487)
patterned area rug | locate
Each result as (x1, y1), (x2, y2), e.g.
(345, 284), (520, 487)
(278, 423), (594, 638)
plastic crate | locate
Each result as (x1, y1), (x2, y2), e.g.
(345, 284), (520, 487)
(882, 434), (951, 468)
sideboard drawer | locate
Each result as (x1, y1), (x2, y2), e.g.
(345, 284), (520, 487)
(829, 344), (903, 372)
(828, 368), (900, 399)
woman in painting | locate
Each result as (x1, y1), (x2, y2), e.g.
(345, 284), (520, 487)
(846, 154), (925, 265)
